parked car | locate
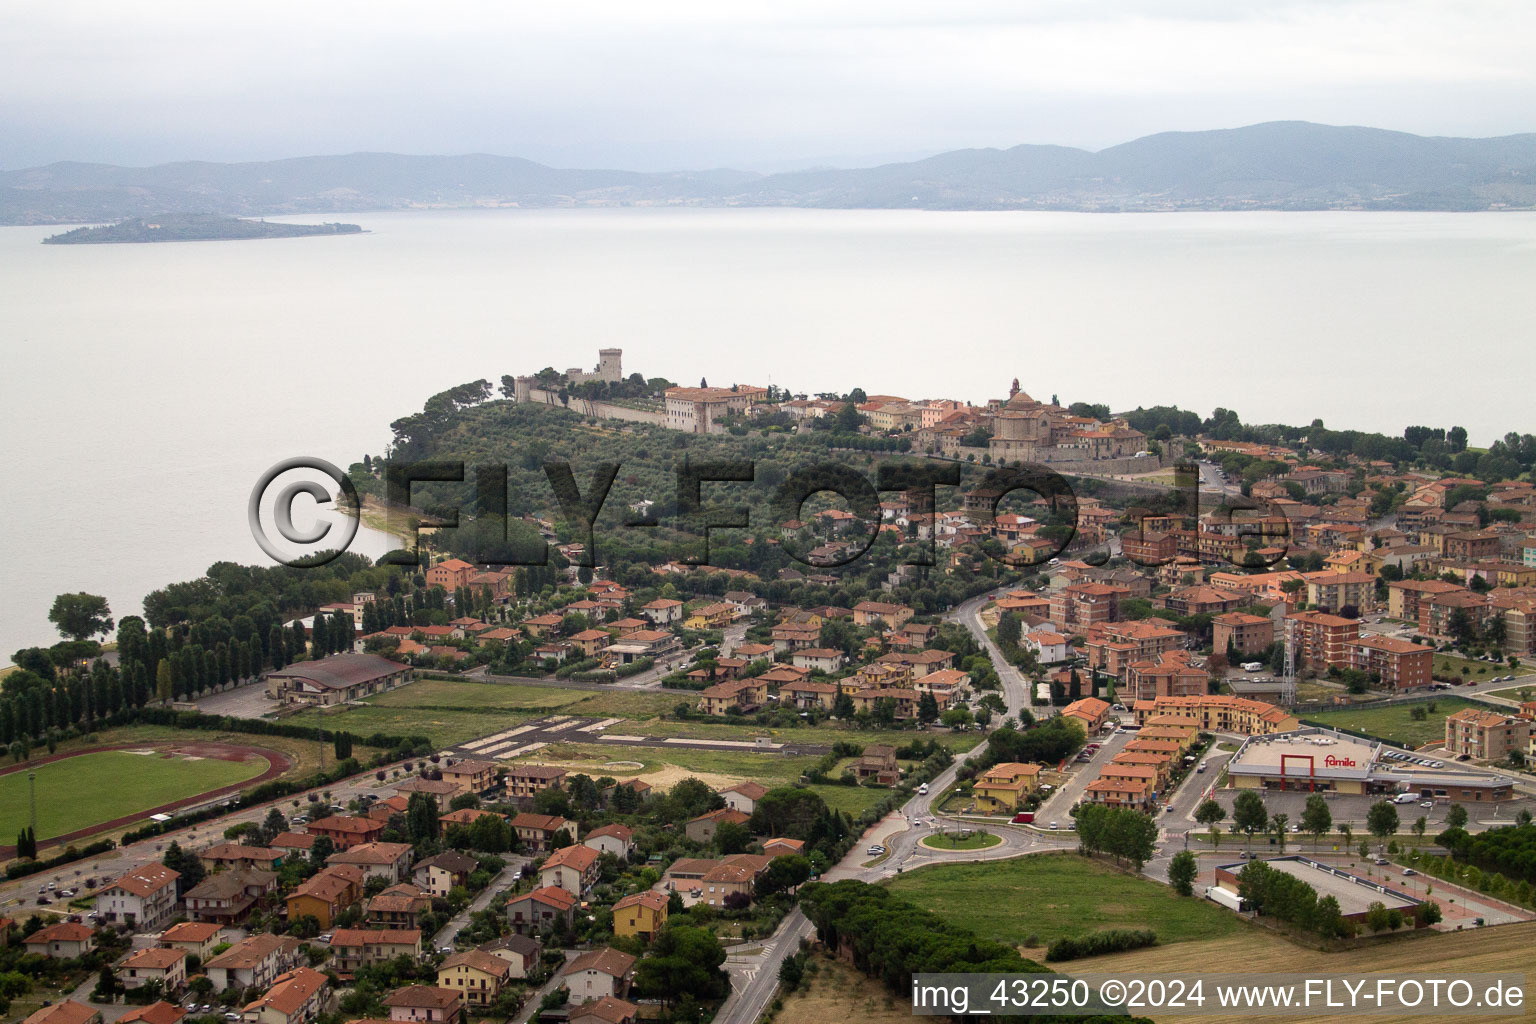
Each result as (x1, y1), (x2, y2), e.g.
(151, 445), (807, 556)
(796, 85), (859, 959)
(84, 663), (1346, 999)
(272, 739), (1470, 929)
(1049, 821), (1059, 830)
(866, 845), (886, 855)
(1420, 800), (1434, 808)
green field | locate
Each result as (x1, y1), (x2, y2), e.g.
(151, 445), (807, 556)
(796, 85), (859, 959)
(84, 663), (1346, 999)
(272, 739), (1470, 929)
(283, 677), (986, 759)
(1301, 697), (1482, 747)
(0, 749), (268, 842)
(1487, 684), (1536, 703)
(522, 739), (894, 817)
(886, 852), (1247, 948)
(1433, 654), (1504, 680)
(284, 678), (682, 748)
(922, 830), (1002, 851)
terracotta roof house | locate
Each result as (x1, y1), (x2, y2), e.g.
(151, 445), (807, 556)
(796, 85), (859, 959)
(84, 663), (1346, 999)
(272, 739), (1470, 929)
(560, 947), (636, 1002)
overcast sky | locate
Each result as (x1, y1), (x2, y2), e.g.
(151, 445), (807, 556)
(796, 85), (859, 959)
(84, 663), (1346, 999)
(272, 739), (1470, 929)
(3, 0), (1534, 171)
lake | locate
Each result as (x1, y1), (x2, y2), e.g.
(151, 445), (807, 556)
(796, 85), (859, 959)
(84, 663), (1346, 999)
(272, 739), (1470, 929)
(3, 208), (1535, 659)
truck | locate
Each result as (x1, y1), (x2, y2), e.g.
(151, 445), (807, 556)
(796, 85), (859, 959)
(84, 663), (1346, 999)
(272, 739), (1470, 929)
(1205, 886), (1247, 912)
(1241, 661), (1264, 672)
(1012, 811), (1035, 824)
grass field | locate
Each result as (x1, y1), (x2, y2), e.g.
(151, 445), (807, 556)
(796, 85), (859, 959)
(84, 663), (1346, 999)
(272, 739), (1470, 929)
(0, 749), (268, 842)
(1487, 683), (1536, 703)
(1077, 922), (1536, 1024)
(1432, 653), (1503, 679)
(282, 676), (985, 760)
(886, 852), (1248, 948)
(1301, 697), (1482, 747)
(284, 678), (682, 748)
(922, 830), (1002, 851)
(518, 740), (894, 817)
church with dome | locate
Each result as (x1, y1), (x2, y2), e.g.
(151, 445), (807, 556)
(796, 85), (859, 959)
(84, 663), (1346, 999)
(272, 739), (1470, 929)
(986, 378), (1148, 463)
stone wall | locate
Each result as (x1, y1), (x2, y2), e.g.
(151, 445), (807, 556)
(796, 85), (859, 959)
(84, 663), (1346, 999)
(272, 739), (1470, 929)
(519, 387), (667, 427)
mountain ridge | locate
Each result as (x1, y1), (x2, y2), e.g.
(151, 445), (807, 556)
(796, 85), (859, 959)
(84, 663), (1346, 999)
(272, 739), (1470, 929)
(6, 121), (1536, 224)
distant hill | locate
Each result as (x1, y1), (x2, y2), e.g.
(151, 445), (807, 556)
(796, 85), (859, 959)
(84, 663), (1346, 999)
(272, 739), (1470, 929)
(6, 122), (1536, 224)
(42, 213), (362, 243)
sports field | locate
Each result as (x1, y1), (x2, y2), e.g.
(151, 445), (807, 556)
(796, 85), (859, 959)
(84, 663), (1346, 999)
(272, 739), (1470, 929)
(0, 748), (269, 842)
(886, 852), (1247, 948)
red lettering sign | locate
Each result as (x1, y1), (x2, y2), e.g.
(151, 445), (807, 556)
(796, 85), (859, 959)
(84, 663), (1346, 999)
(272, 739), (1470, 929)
(1323, 755), (1357, 768)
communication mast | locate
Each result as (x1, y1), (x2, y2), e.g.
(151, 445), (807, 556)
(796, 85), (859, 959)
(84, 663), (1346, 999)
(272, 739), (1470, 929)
(1282, 616), (1297, 705)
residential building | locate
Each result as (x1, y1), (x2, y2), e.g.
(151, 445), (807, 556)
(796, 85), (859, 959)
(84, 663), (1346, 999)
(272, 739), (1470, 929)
(476, 935), (541, 979)
(439, 759), (497, 796)
(582, 824), (634, 858)
(1286, 611), (1360, 672)
(719, 782), (767, 815)
(611, 890), (668, 941)
(242, 967), (331, 1024)
(1304, 571), (1377, 614)
(697, 678), (769, 716)
(1212, 612), (1275, 657)
(1122, 651), (1208, 702)
(1060, 696), (1113, 733)
(205, 935), (301, 991)
(504, 886), (577, 934)
(117, 1003), (186, 1024)
(510, 813), (577, 853)
(504, 765), (567, 800)
(96, 863), (180, 931)
(118, 947), (188, 992)
(684, 808), (750, 844)
(329, 842), (415, 884)
(198, 844), (286, 874)
(305, 815), (386, 850)
(327, 929), (421, 977)
(22, 1003), (100, 1024)
(366, 884), (432, 929)
(183, 869), (276, 925)
(1131, 695), (1298, 734)
(1083, 777), (1154, 810)
(971, 763), (1041, 813)
(539, 844), (600, 896)
(1445, 708), (1532, 761)
(413, 852), (479, 898)
(560, 948), (636, 1003)
(1345, 635), (1434, 690)
(285, 865), (364, 930)
(437, 951), (511, 1008)
(1083, 620), (1183, 677)
(569, 998), (637, 1024)
(159, 921), (223, 962)
(851, 601), (915, 628)
(383, 988), (463, 1024)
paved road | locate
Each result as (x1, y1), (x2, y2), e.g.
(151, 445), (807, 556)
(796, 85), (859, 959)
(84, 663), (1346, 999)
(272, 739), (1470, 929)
(714, 590), (1078, 1024)
(944, 587), (1037, 721)
(431, 860), (527, 950)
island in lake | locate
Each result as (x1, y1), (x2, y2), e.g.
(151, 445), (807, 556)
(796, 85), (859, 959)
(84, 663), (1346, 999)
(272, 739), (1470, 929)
(42, 213), (363, 244)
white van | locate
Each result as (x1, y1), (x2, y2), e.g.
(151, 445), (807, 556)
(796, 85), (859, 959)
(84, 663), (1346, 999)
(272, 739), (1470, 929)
(918, 783), (929, 795)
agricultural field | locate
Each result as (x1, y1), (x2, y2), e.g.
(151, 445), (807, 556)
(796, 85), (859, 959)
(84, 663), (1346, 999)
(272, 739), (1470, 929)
(886, 852), (1248, 949)
(0, 747), (269, 843)
(1077, 921), (1536, 1024)
(1302, 697), (1482, 748)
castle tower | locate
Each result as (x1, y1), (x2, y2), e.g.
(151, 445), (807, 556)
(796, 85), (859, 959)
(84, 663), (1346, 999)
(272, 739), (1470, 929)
(598, 348), (623, 383)
(1009, 377), (1020, 398)
(513, 375), (534, 403)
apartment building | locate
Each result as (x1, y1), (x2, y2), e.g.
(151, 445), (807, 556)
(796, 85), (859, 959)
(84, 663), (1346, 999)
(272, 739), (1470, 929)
(1444, 708), (1531, 761)
(1212, 612), (1275, 656)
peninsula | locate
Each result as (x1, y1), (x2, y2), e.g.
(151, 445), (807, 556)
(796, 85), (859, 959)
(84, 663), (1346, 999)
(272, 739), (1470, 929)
(41, 212), (363, 244)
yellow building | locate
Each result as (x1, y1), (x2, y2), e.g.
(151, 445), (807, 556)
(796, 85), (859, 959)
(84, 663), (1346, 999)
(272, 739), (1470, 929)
(1133, 695), (1298, 735)
(437, 950), (511, 1007)
(971, 763), (1041, 813)
(611, 890), (669, 940)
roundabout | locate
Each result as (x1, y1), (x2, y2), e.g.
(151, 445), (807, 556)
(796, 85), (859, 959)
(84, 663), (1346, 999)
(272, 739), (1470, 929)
(919, 828), (1004, 852)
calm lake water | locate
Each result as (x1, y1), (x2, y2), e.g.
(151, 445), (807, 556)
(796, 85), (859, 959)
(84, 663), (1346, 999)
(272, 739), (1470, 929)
(3, 208), (1536, 658)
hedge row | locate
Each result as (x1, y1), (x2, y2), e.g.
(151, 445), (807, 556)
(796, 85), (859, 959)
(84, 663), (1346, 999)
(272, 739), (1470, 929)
(1045, 929), (1157, 962)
